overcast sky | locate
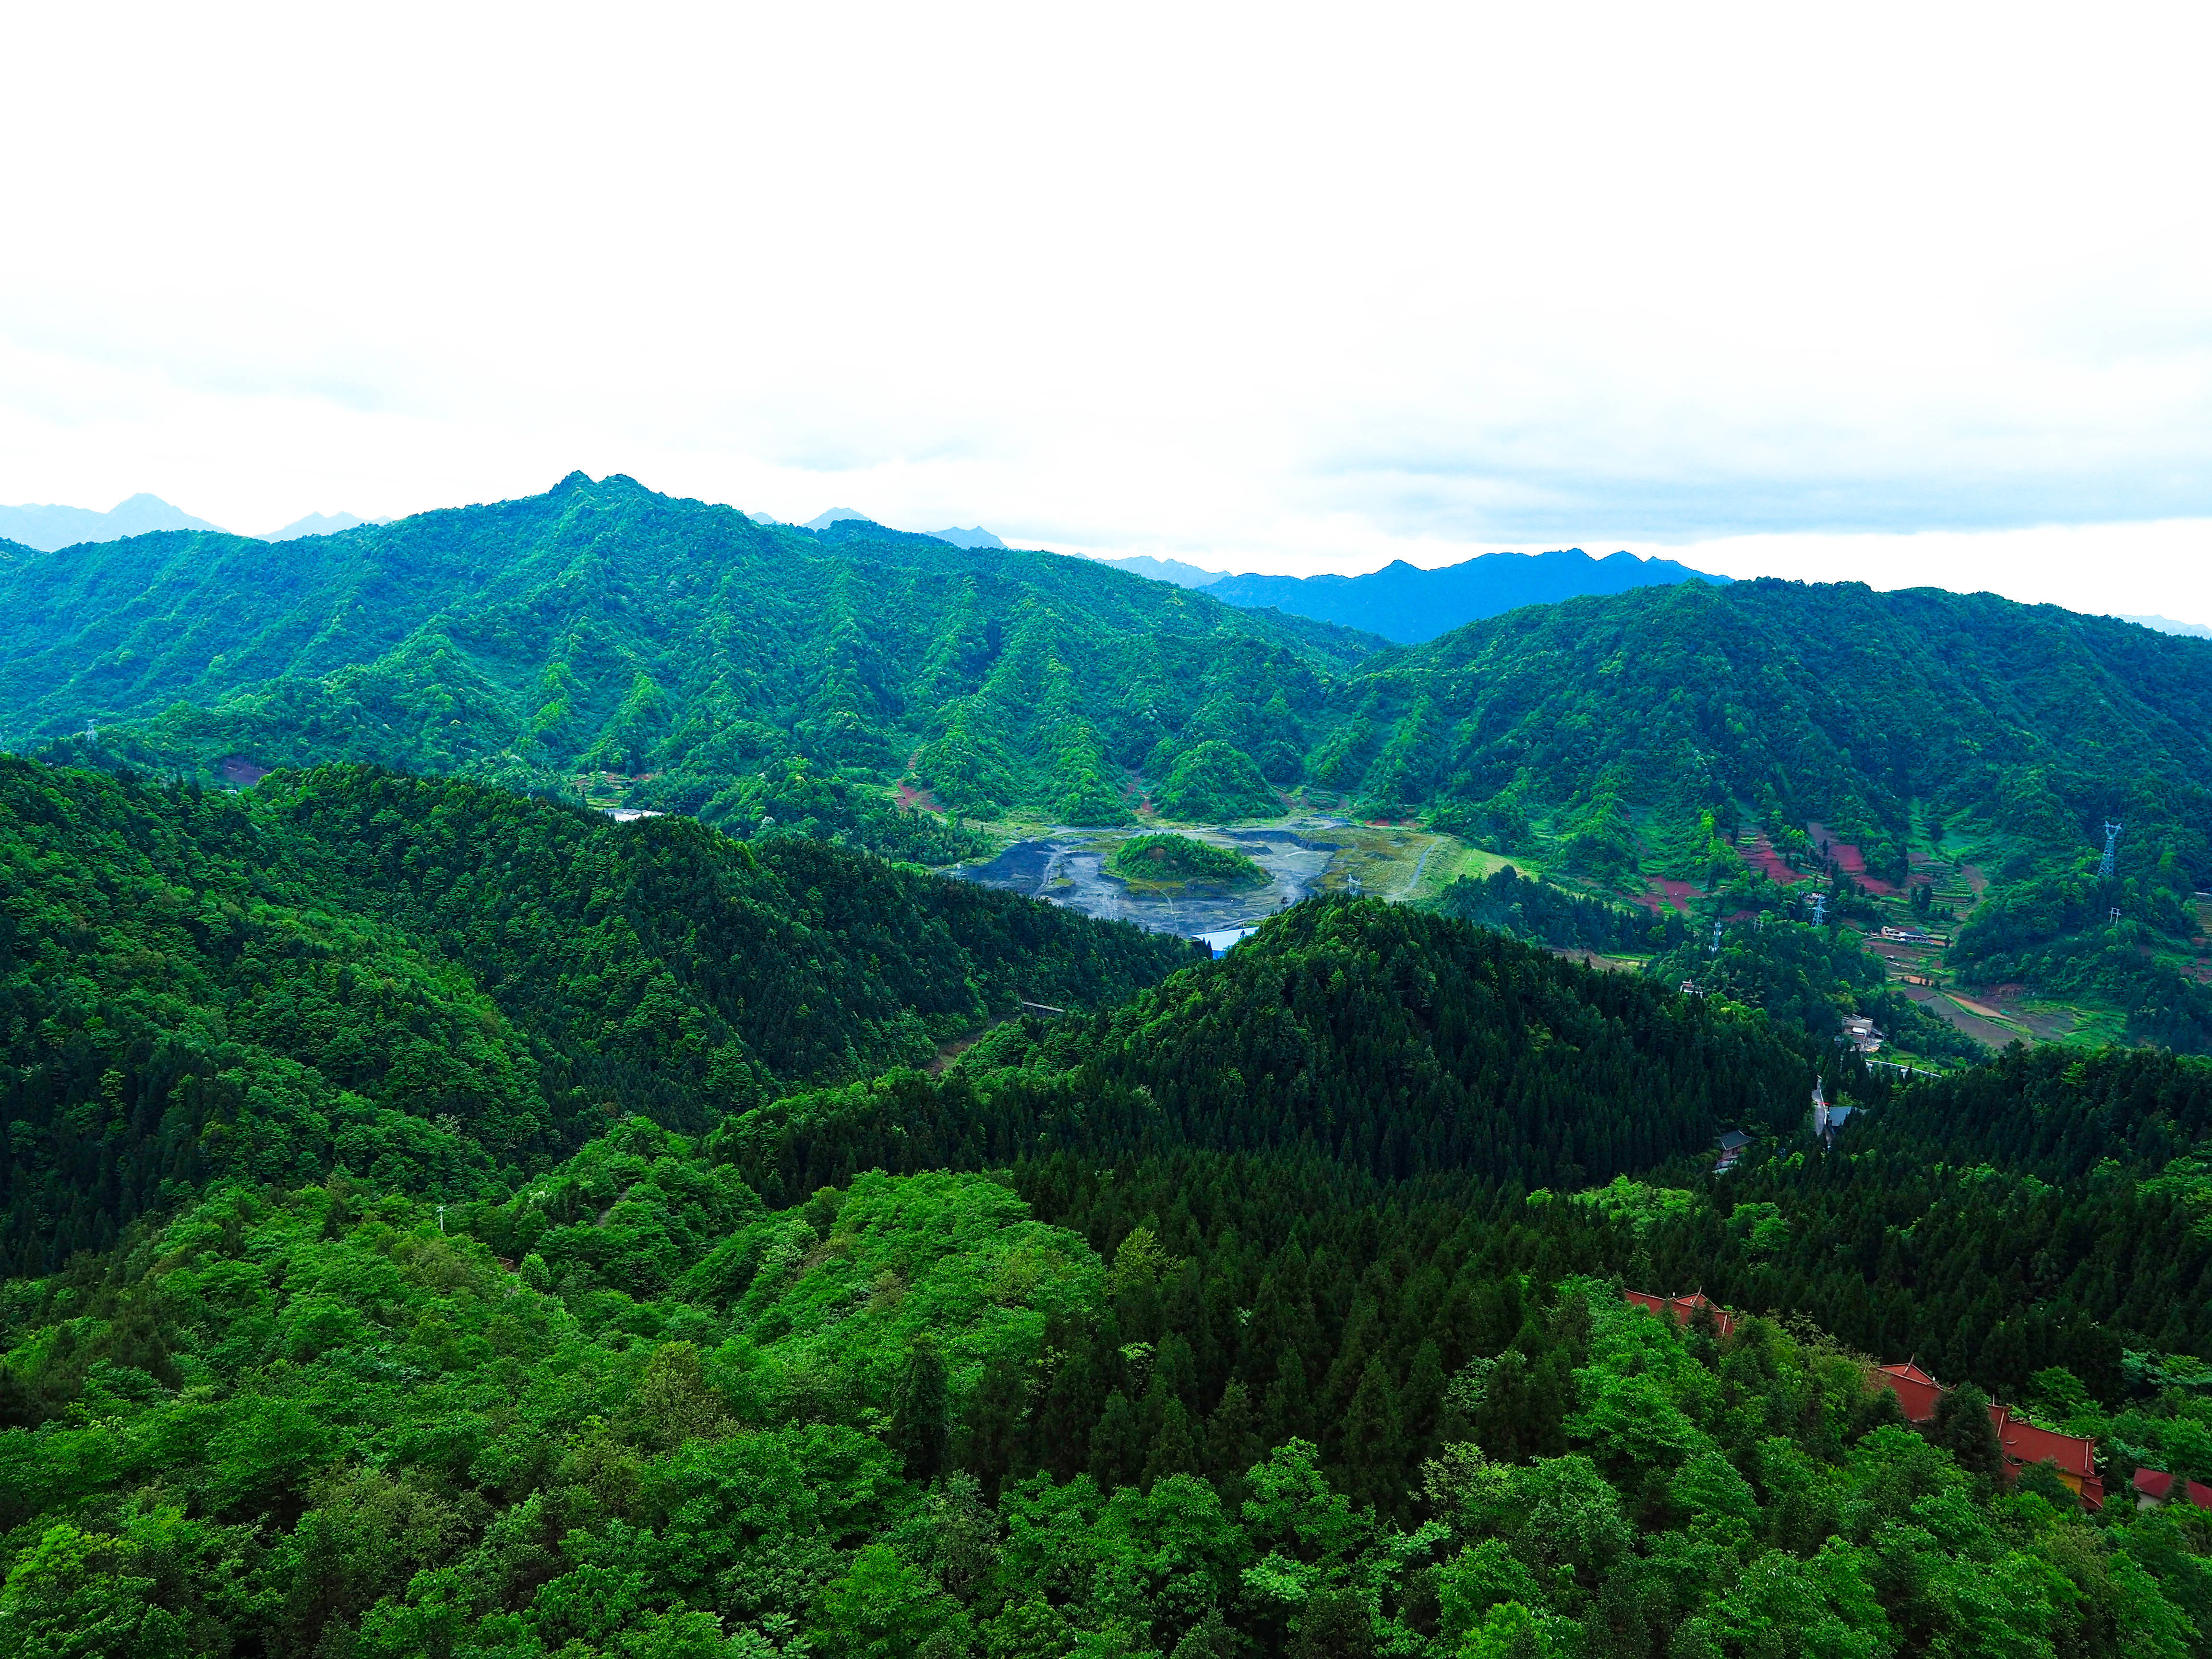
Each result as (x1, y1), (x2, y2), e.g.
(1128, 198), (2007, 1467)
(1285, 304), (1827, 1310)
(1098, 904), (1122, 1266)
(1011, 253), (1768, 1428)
(5, 3), (2211, 617)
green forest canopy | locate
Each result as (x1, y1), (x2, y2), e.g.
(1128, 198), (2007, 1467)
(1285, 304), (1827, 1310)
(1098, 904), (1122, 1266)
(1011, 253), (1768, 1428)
(0, 758), (1189, 1274)
(5, 758), (2212, 1654)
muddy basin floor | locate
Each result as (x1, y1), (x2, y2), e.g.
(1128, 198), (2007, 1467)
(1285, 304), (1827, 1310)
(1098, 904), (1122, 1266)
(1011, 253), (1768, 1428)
(948, 825), (1348, 940)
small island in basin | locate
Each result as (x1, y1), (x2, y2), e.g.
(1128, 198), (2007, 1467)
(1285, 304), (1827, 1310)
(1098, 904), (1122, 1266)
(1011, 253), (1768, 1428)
(1108, 831), (1270, 889)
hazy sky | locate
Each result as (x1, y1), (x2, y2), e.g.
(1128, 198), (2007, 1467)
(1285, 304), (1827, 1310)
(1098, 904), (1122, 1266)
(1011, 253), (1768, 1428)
(6, 4), (2211, 616)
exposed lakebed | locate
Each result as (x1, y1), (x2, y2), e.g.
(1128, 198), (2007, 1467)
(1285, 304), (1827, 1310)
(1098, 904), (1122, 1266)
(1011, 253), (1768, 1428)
(949, 824), (1348, 943)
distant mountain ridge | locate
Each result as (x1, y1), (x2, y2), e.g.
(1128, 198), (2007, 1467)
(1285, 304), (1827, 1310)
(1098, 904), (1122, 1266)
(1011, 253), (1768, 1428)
(0, 493), (227, 550)
(266, 510), (393, 541)
(1196, 547), (1730, 643)
(925, 526), (1006, 550)
(1088, 553), (1229, 589)
(2120, 613), (2212, 639)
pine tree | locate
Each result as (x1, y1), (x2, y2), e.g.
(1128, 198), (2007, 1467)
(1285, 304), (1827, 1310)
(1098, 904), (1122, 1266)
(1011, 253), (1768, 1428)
(1474, 1349), (1565, 1465)
(1399, 1340), (1446, 1462)
(1338, 1358), (1402, 1515)
(1089, 1390), (1143, 1491)
(1289, 1590), (1374, 1659)
(890, 1334), (951, 1483)
(959, 1354), (1031, 1498)
(1035, 1345), (1098, 1483)
(1262, 1346), (1315, 1448)
(1142, 1398), (1201, 1490)
(1205, 1382), (1262, 1499)
(1931, 1383), (2004, 1485)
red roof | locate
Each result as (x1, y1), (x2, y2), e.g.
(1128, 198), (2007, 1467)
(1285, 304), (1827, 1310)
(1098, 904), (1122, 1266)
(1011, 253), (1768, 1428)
(1621, 1288), (1738, 1340)
(1993, 1410), (2095, 1481)
(1981, 1403), (2103, 1508)
(2128, 1468), (2209, 1510)
(1874, 1363), (1944, 1423)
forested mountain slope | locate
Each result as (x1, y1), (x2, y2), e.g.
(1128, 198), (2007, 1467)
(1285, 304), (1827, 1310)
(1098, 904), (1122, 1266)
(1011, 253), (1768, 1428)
(712, 897), (1824, 1205)
(1341, 579), (2212, 883)
(8, 747), (2212, 1654)
(6, 1067), (2212, 1656)
(11, 476), (2212, 1031)
(1637, 1045), (2212, 1393)
(9, 476), (2211, 895)
(0, 474), (1379, 839)
(0, 759), (1188, 1272)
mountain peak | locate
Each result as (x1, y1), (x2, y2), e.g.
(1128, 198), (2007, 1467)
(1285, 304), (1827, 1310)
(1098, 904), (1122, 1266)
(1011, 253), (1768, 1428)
(926, 526), (1008, 550)
(0, 493), (227, 551)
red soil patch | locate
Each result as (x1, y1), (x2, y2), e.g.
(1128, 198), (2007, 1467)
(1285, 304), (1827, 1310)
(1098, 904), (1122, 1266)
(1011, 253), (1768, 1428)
(217, 757), (269, 788)
(1734, 832), (1808, 885)
(1636, 878), (1700, 915)
(895, 780), (943, 813)
(1804, 821), (1897, 896)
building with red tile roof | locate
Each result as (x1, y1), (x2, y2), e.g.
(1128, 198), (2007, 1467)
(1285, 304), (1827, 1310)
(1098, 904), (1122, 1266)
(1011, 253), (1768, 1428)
(1988, 1404), (2104, 1506)
(1622, 1288), (1738, 1340)
(1870, 1361), (2104, 1507)
(1875, 1362), (1944, 1423)
(2135, 1468), (2176, 1505)
(2132, 1467), (2212, 1512)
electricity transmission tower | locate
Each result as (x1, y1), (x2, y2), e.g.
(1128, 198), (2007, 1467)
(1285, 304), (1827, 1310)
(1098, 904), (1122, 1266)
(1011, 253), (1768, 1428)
(2100, 819), (2123, 880)
(1807, 891), (1826, 926)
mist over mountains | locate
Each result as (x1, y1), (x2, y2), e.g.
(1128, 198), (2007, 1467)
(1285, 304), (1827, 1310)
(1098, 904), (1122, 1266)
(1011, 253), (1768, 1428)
(0, 494), (398, 548)
(0, 492), (227, 549)
(266, 509), (394, 540)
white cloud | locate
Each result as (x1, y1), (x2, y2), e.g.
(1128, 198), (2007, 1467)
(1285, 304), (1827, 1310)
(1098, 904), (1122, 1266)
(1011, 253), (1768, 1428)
(3, 1), (2211, 617)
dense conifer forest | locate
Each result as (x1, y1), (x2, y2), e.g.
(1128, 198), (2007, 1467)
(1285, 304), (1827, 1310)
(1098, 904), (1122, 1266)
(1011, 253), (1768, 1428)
(7, 757), (2212, 1657)
(0, 759), (1189, 1274)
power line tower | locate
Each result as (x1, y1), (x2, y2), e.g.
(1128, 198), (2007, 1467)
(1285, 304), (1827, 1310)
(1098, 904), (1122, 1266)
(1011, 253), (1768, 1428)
(1709, 914), (1724, 956)
(83, 718), (97, 745)
(1807, 891), (1826, 926)
(2099, 819), (2123, 881)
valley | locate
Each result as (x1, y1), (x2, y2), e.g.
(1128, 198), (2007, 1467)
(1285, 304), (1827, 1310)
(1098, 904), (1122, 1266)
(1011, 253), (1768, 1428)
(14, 20), (2212, 1654)
(947, 819), (1466, 947)
(6, 476), (2212, 1659)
